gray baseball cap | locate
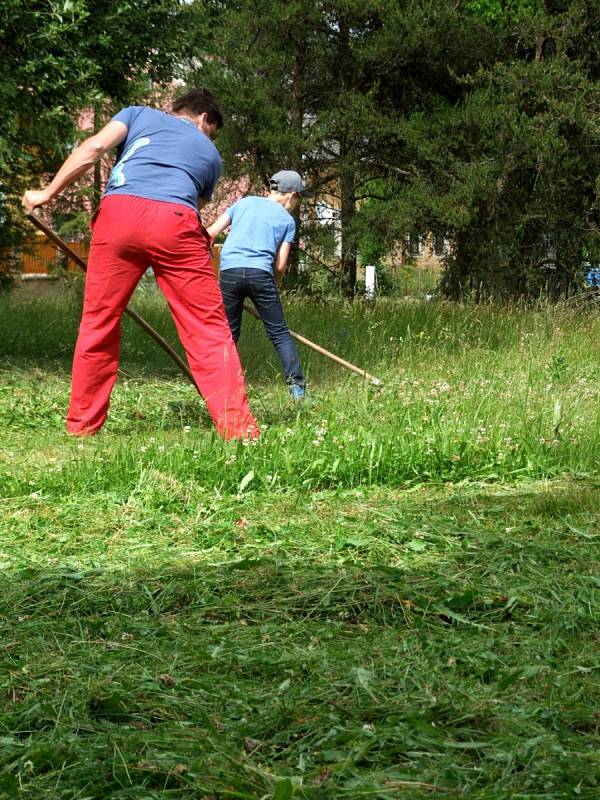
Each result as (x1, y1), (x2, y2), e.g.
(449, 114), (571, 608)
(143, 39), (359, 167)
(269, 170), (311, 195)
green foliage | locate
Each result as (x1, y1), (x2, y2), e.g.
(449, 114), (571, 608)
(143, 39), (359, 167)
(357, 230), (386, 269)
(465, 0), (541, 24)
(0, 0), (187, 265)
(352, 1), (600, 299)
(0, 270), (15, 292)
(188, 0), (478, 293)
(3, 0), (598, 300)
(184, 0), (598, 299)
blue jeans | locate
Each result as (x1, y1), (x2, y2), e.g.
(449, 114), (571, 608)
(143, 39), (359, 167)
(220, 267), (304, 388)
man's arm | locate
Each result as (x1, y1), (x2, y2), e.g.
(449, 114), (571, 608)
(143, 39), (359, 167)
(273, 242), (292, 287)
(206, 212), (232, 240)
(198, 157), (221, 213)
(21, 120), (128, 210)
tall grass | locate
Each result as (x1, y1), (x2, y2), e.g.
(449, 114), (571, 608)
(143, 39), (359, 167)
(1, 291), (599, 496)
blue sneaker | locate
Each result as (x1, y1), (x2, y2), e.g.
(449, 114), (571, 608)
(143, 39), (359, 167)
(289, 384), (305, 401)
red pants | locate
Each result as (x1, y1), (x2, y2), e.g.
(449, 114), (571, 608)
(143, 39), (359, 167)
(67, 195), (259, 440)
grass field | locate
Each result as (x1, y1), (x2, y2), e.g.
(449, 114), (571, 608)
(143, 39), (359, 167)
(0, 288), (599, 799)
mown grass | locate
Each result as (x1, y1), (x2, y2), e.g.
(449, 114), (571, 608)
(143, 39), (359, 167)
(0, 289), (599, 799)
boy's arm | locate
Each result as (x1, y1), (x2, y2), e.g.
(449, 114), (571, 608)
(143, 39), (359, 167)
(274, 242), (292, 287)
(22, 120), (128, 210)
(206, 212), (231, 240)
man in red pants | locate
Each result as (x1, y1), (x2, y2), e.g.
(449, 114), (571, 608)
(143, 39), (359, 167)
(22, 89), (259, 441)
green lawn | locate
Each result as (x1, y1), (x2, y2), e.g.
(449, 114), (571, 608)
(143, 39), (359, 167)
(0, 290), (599, 798)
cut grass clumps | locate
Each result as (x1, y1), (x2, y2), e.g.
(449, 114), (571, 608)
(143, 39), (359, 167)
(0, 293), (599, 798)
(1, 485), (599, 798)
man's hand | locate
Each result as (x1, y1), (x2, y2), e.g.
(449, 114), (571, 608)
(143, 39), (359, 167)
(22, 189), (52, 211)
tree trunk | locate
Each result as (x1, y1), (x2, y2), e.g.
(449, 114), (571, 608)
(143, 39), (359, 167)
(337, 16), (357, 297)
(284, 35), (306, 285)
(339, 146), (357, 296)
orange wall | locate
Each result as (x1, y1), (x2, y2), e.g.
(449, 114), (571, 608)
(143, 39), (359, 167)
(20, 236), (87, 274)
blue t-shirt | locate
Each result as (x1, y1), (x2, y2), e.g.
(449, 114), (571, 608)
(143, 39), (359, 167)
(219, 196), (296, 273)
(103, 106), (221, 211)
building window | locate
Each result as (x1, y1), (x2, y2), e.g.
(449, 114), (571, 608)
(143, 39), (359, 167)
(433, 233), (448, 257)
(408, 233), (424, 257)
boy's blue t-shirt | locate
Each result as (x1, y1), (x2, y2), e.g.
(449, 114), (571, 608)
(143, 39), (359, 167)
(103, 106), (221, 211)
(219, 196), (296, 273)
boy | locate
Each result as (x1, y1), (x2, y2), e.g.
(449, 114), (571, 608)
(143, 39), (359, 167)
(207, 170), (308, 399)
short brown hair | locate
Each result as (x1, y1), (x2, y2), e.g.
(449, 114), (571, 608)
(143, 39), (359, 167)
(172, 89), (223, 129)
